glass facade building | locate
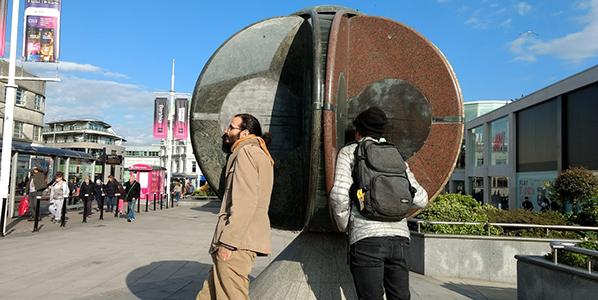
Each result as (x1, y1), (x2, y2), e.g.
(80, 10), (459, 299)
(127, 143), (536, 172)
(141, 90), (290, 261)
(464, 65), (598, 211)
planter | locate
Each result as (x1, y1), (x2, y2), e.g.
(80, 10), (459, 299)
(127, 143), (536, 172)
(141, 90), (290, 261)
(516, 255), (598, 300)
(409, 232), (577, 283)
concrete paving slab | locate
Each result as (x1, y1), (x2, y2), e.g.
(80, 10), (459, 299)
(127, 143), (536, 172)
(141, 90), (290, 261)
(0, 199), (517, 299)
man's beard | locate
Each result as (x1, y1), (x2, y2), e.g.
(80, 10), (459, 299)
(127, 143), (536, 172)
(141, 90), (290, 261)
(221, 132), (240, 154)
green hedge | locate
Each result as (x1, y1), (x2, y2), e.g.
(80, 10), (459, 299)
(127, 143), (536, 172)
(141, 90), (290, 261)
(418, 193), (588, 239)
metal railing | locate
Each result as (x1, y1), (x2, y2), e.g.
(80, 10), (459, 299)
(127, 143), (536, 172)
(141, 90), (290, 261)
(550, 241), (598, 274)
(409, 218), (598, 236)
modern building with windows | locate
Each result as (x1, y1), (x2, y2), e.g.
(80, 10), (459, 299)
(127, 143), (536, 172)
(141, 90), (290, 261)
(42, 119), (126, 181)
(464, 65), (598, 211)
(448, 101), (509, 195)
(0, 61), (46, 144)
(123, 145), (161, 169)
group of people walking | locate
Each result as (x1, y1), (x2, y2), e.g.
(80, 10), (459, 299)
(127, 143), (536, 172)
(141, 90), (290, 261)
(197, 108), (428, 300)
(25, 171), (142, 223)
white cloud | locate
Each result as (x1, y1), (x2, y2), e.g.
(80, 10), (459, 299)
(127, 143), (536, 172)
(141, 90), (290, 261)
(465, 9), (489, 29)
(44, 76), (156, 145)
(500, 18), (513, 29)
(508, 0), (598, 63)
(22, 61), (128, 79)
(515, 2), (532, 16)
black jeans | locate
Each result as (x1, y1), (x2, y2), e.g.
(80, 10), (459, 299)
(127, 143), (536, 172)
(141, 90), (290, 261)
(350, 236), (410, 300)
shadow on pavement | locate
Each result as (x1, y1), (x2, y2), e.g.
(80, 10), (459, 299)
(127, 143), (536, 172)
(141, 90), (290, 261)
(189, 201), (221, 214)
(441, 282), (517, 300)
(126, 260), (211, 299)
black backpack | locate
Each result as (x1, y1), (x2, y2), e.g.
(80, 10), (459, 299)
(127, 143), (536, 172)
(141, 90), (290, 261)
(350, 139), (417, 222)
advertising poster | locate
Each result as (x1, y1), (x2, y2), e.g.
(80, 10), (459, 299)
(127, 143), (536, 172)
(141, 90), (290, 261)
(23, 0), (61, 62)
(174, 98), (189, 140)
(153, 98), (168, 139)
(516, 171), (558, 211)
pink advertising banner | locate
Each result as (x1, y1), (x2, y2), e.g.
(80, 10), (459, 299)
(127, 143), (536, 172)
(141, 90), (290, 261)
(174, 98), (189, 140)
(23, 0), (61, 62)
(153, 97), (168, 139)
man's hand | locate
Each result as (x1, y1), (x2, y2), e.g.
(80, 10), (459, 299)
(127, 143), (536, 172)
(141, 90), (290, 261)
(217, 246), (233, 261)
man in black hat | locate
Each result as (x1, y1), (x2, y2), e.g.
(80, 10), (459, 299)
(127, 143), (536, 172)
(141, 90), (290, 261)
(330, 106), (428, 300)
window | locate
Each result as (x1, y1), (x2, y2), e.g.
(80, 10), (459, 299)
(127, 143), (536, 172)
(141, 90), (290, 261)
(517, 99), (557, 171)
(490, 117), (508, 165)
(192, 161), (197, 172)
(469, 126), (484, 167)
(34, 94), (44, 110)
(13, 121), (24, 138)
(33, 126), (42, 141)
(15, 89), (24, 105)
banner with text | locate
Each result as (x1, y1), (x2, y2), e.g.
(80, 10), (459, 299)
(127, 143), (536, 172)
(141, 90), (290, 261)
(153, 97), (168, 139)
(174, 98), (189, 140)
(23, 0), (61, 62)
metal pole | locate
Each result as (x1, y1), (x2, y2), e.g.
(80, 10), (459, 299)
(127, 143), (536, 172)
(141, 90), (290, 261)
(153, 193), (156, 211)
(1, 198), (7, 237)
(82, 194), (88, 223)
(60, 196), (67, 227)
(137, 195), (141, 213)
(33, 196), (41, 232)
(165, 60), (175, 209)
(160, 194), (163, 210)
(145, 194), (149, 212)
(0, 0), (21, 237)
(100, 193), (104, 220)
(114, 193), (120, 217)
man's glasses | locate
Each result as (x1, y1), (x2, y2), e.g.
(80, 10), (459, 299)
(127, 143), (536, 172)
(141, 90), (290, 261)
(227, 124), (242, 131)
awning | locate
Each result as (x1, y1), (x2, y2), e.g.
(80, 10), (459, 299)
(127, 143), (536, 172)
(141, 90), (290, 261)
(0, 140), (95, 160)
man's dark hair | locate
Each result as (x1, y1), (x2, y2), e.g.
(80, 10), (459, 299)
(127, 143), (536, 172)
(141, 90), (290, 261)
(234, 113), (272, 146)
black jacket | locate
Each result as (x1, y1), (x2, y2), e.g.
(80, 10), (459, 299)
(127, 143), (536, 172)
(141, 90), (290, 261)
(79, 182), (95, 200)
(123, 180), (140, 201)
(104, 180), (118, 197)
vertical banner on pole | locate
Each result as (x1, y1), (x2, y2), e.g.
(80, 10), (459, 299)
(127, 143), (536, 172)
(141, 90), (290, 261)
(174, 98), (189, 140)
(153, 97), (168, 139)
(23, 0), (61, 62)
(0, 0), (7, 57)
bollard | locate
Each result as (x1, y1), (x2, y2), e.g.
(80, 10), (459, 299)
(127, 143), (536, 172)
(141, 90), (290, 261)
(137, 195), (141, 213)
(60, 196), (67, 227)
(145, 194), (149, 212)
(166, 193), (169, 209)
(33, 196), (42, 232)
(100, 194), (105, 220)
(114, 193), (120, 217)
(0, 198), (6, 237)
(82, 194), (89, 223)
(153, 193), (157, 211)
(160, 194), (163, 210)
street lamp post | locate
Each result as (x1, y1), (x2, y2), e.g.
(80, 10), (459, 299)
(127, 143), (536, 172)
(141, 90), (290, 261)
(0, 0), (21, 236)
(165, 60), (175, 206)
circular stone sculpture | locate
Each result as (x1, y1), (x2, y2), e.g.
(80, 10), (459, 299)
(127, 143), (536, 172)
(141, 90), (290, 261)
(190, 6), (463, 232)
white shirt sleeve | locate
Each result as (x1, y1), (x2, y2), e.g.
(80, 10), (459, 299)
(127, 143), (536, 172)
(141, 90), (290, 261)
(405, 162), (429, 208)
(329, 146), (354, 232)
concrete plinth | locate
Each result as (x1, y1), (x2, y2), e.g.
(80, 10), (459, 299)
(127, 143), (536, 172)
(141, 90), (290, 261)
(250, 232), (358, 299)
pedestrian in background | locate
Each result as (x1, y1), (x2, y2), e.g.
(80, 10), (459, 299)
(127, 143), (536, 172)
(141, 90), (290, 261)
(49, 172), (69, 223)
(123, 173), (140, 222)
(79, 176), (95, 217)
(25, 167), (47, 221)
(94, 179), (103, 211)
(104, 176), (118, 212)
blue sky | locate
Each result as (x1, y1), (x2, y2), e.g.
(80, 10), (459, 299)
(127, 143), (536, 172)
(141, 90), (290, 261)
(8, 0), (598, 145)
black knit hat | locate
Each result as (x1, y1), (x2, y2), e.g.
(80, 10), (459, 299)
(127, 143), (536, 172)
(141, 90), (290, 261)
(353, 106), (387, 138)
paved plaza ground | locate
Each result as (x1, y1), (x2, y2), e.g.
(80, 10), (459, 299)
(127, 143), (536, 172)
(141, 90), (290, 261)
(0, 199), (516, 299)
